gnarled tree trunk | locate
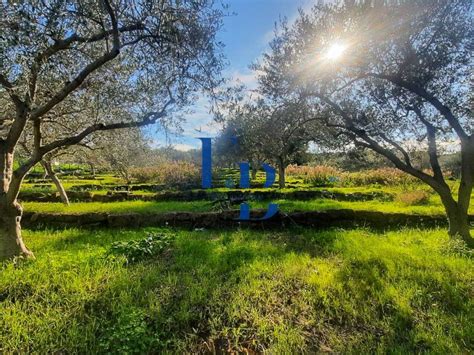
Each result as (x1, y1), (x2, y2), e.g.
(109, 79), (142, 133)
(89, 163), (96, 178)
(0, 199), (32, 261)
(0, 144), (33, 261)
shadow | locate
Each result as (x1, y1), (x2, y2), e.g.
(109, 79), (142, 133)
(5, 225), (472, 353)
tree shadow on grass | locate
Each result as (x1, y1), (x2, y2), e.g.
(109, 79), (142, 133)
(10, 226), (472, 353)
(31, 224), (342, 257)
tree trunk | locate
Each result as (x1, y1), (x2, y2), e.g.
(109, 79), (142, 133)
(251, 161), (258, 180)
(278, 158), (286, 189)
(89, 163), (96, 178)
(41, 160), (69, 205)
(439, 191), (474, 248)
(0, 199), (33, 261)
(445, 204), (473, 247)
(445, 137), (474, 247)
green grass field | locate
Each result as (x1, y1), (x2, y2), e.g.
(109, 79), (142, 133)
(1, 227), (472, 353)
(6, 171), (473, 353)
(22, 196), (474, 216)
(20, 173), (474, 217)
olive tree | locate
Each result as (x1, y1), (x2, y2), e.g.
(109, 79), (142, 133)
(0, 0), (224, 260)
(256, 0), (473, 245)
(222, 97), (315, 188)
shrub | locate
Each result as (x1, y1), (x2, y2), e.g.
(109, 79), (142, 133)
(344, 168), (417, 186)
(130, 161), (200, 187)
(396, 190), (431, 206)
(108, 232), (175, 263)
(287, 165), (341, 186)
(287, 165), (419, 187)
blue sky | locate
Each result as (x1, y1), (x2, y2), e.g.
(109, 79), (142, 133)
(149, 0), (314, 151)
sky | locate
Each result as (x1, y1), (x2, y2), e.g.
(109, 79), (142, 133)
(149, 0), (314, 151)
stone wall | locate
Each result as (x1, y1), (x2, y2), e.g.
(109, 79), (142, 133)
(22, 209), (472, 230)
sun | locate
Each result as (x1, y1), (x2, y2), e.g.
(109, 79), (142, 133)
(325, 43), (347, 60)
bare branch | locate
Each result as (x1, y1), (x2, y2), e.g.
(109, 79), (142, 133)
(33, 119), (42, 153)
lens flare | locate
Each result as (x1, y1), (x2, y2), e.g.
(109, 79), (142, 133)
(325, 43), (347, 60)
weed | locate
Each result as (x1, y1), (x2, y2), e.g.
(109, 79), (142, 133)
(108, 232), (175, 264)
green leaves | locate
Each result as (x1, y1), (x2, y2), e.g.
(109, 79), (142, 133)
(108, 232), (174, 264)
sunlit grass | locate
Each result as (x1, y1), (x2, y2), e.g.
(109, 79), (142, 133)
(23, 196), (474, 216)
(23, 200), (211, 214)
(255, 199), (450, 215)
(1, 227), (472, 352)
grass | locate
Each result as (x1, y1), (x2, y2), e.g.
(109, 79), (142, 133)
(23, 200), (211, 214)
(23, 196), (474, 216)
(1, 227), (472, 352)
(256, 198), (452, 215)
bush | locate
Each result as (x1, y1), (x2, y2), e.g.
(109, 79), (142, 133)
(108, 232), (174, 263)
(396, 190), (431, 206)
(288, 165), (417, 187)
(130, 161), (200, 187)
(287, 165), (341, 186)
(345, 168), (417, 186)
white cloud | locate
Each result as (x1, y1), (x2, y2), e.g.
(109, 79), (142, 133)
(172, 143), (196, 152)
(231, 69), (258, 89)
(180, 115), (223, 137)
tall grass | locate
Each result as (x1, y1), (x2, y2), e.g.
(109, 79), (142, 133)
(23, 193), (473, 215)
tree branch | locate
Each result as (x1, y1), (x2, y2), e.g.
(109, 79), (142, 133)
(311, 92), (445, 191)
(28, 22), (144, 101)
(367, 73), (468, 141)
(33, 119), (42, 153)
(29, 0), (122, 121)
(411, 105), (446, 184)
(16, 97), (174, 180)
(378, 133), (412, 167)
(0, 73), (24, 108)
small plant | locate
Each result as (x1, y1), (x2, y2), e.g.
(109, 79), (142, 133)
(440, 238), (474, 259)
(396, 190), (431, 206)
(108, 232), (174, 263)
(98, 308), (152, 353)
(209, 194), (247, 212)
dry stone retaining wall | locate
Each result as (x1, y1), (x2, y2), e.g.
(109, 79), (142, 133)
(22, 209), (473, 230)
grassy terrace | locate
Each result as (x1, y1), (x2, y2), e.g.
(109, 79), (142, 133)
(22, 197), (474, 216)
(1, 227), (472, 352)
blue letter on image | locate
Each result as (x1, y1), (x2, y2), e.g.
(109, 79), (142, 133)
(198, 138), (212, 189)
(198, 137), (279, 220)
